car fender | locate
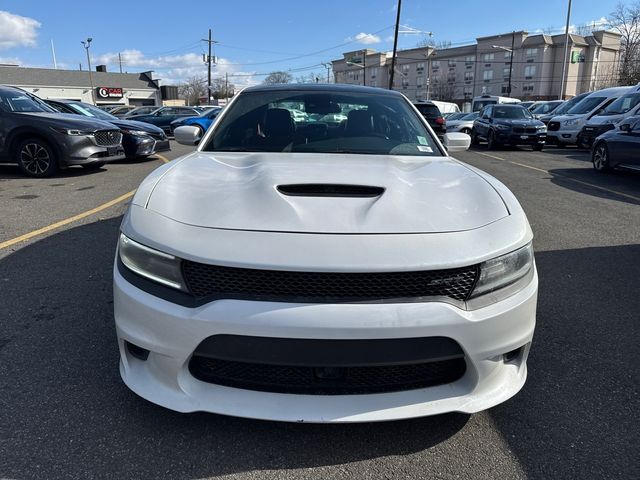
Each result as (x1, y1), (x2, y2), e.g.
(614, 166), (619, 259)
(6, 125), (63, 159)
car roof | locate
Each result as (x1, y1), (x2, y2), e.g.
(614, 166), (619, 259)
(242, 83), (403, 97)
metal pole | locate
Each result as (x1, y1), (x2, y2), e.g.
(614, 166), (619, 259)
(508, 31), (515, 97)
(83, 42), (95, 105)
(225, 72), (228, 102)
(559, 0), (572, 100)
(363, 50), (366, 87)
(50, 39), (57, 69)
(118, 52), (123, 73)
(208, 29), (212, 105)
(388, 0), (402, 90)
(426, 50), (433, 100)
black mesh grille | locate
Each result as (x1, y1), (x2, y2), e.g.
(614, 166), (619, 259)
(547, 121), (560, 131)
(94, 130), (122, 146)
(182, 261), (479, 303)
(189, 356), (467, 395)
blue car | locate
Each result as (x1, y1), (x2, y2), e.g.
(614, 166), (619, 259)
(170, 107), (223, 137)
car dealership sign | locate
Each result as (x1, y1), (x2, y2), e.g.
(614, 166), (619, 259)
(97, 87), (124, 99)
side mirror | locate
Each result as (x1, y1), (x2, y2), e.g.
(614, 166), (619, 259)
(619, 123), (632, 132)
(443, 132), (471, 152)
(174, 125), (201, 146)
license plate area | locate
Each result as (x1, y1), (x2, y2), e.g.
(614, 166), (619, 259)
(107, 146), (119, 156)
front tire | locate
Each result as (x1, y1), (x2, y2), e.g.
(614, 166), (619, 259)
(16, 138), (59, 178)
(487, 130), (498, 150)
(592, 142), (611, 172)
(471, 129), (480, 145)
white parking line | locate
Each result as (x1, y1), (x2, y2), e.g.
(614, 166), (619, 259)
(474, 151), (640, 203)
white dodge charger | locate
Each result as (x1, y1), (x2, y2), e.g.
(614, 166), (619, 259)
(114, 84), (537, 422)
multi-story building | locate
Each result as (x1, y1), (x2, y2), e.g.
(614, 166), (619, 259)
(332, 30), (622, 108)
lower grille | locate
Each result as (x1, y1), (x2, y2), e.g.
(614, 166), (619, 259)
(547, 121), (560, 131)
(513, 127), (538, 134)
(189, 356), (467, 395)
(94, 130), (122, 146)
(182, 262), (479, 303)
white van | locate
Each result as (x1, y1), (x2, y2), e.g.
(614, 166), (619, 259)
(547, 85), (640, 146)
(471, 95), (521, 112)
(431, 100), (460, 115)
(576, 89), (640, 148)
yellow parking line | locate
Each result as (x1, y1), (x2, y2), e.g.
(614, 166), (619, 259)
(473, 151), (640, 203)
(0, 154), (171, 251)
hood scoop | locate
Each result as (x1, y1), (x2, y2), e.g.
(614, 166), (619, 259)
(277, 184), (385, 198)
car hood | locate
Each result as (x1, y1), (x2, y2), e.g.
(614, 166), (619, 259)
(145, 152), (509, 234)
(585, 114), (626, 126)
(16, 112), (118, 130)
(447, 120), (473, 128)
(107, 119), (164, 133)
(493, 118), (542, 127)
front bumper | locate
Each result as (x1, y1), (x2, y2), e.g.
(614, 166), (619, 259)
(576, 125), (615, 148)
(57, 134), (125, 165)
(496, 131), (546, 145)
(123, 135), (171, 158)
(546, 128), (580, 145)
(114, 264), (537, 422)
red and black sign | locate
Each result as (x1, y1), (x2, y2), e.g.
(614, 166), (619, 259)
(96, 87), (124, 99)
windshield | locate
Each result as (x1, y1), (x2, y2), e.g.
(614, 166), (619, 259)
(413, 104), (441, 119)
(473, 100), (497, 111)
(67, 102), (118, 121)
(531, 102), (560, 114)
(493, 106), (532, 119)
(203, 90), (441, 157)
(447, 113), (465, 120)
(460, 112), (479, 121)
(0, 89), (56, 113)
(601, 93), (640, 115)
(567, 96), (605, 115)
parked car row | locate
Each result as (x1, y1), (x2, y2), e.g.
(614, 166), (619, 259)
(0, 84), (172, 177)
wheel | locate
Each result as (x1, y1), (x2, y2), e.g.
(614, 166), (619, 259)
(471, 129), (480, 145)
(592, 142), (611, 172)
(15, 138), (59, 178)
(82, 161), (105, 170)
(487, 130), (498, 150)
(532, 144), (544, 151)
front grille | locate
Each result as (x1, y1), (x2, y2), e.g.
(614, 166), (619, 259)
(188, 356), (467, 395)
(148, 131), (166, 140)
(547, 121), (560, 131)
(525, 127), (537, 134)
(182, 261), (480, 303)
(513, 126), (538, 134)
(94, 130), (122, 146)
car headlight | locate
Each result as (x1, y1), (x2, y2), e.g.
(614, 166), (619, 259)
(563, 119), (581, 127)
(121, 129), (150, 136)
(118, 233), (187, 291)
(471, 243), (534, 298)
(494, 124), (511, 130)
(536, 125), (547, 131)
(51, 127), (94, 136)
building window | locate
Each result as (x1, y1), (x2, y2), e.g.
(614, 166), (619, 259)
(483, 70), (493, 81)
(464, 71), (473, 82)
(526, 48), (538, 56)
(447, 74), (456, 84)
(524, 65), (536, 79)
(501, 84), (510, 94)
(416, 89), (426, 100)
(416, 62), (425, 74)
(463, 86), (473, 98)
(402, 64), (410, 74)
(483, 53), (495, 62)
(523, 83), (535, 92)
(402, 78), (409, 88)
(503, 67), (510, 80)
(370, 67), (378, 79)
(448, 59), (456, 67)
(432, 60), (440, 69)
(505, 51), (512, 59)
(482, 85), (492, 94)
(417, 76), (424, 88)
(465, 55), (475, 65)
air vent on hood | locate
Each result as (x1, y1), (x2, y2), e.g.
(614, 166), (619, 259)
(277, 184), (385, 198)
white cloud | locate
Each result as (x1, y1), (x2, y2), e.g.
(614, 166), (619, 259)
(0, 11), (40, 49)
(0, 56), (21, 65)
(348, 32), (382, 45)
(93, 49), (258, 87)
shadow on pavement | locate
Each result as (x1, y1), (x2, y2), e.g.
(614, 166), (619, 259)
(547, 167), (640, 206)
(0, 217), (469, 480)
(0, 163), (107, 180)
(490, 244), (640, 479)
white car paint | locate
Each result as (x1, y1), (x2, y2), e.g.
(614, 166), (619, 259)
(114, 86), (537, 422)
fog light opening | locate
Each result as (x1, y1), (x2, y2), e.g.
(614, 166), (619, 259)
(126, 341), (150, 361)
(503, 346), (524, 363)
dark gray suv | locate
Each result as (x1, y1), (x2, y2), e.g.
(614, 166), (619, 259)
(0, 85), (125, 177)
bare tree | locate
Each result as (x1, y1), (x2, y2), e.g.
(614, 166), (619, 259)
(417, 37), (452, 49)
(211, 77), (235, 99)
(178, 76), (207, 105)
(573, 23), (594, 36)
(295, 72), (322, 83)
(608, 1), (640, 85)
(430, 71), (456, 101)
(263, 71), (293, 84)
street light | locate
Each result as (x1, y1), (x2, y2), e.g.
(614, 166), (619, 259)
(81, 38), (95, 104)
(492, 31), (515, 97)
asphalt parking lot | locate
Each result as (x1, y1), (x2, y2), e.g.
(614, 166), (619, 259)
(1, 143), (639, 480)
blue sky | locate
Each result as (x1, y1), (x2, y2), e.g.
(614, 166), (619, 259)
(0, 0), (623, 86)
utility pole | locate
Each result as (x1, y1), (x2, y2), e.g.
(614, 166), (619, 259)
(560, 0), (573, 100)
(81, 38), (95, 104)
(363, 50), (366, 87)
(508, 31), (515, 97)
(201, 29), (218, 105)
(118, 52), (123, 73)
(322, 63), (332, 83)
(50, 39), (58, 69)
(388, 0), (402, 90)
(225, 72), (229, 103)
